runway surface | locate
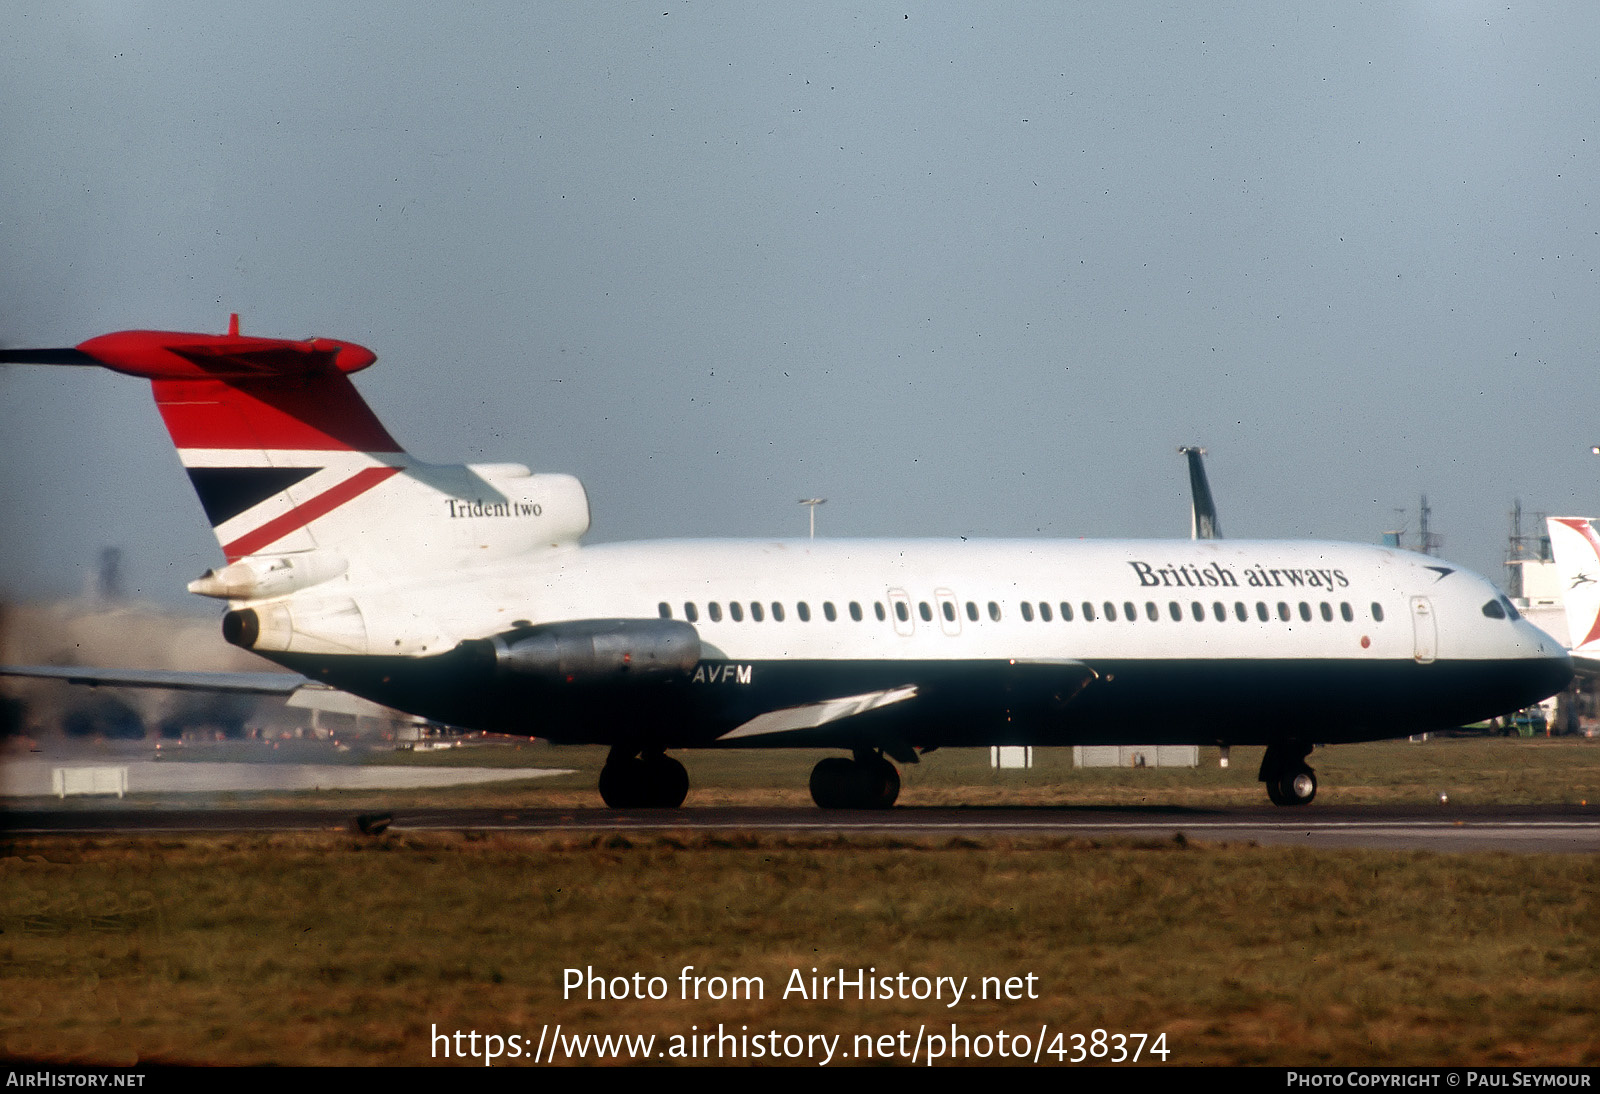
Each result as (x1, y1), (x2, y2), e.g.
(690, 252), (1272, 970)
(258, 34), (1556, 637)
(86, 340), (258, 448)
(5, 803), (1598, 852)
(0, 757), (573, 795)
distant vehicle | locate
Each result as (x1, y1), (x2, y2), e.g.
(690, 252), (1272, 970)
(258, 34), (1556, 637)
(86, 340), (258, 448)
(1508, 707), (1548, 736)
(0, 320), (1572, 808)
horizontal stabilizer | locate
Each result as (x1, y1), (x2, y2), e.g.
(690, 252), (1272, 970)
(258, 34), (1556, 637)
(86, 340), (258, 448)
(0, 321), (376, 380)
(720, 684), (919, 741)
(0, 663), (308, 695)
(0, 348), (100, 365)
(75, 329), (377, 380)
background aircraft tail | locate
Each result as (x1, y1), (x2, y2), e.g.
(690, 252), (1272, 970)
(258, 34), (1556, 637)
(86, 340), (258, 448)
(1544, 517), (1600, 657)
(1, 319), (590, 606)
(1178, 445), (1222, 540)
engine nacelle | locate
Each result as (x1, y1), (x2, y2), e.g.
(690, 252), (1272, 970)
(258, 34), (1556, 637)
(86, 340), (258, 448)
(223, 596), (368, 655)
(476, 619), (701, 685)
(189, 550), (347, 600)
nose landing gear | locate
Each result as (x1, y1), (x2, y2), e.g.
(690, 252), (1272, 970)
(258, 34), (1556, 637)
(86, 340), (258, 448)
(1260, 741), (1317, 806)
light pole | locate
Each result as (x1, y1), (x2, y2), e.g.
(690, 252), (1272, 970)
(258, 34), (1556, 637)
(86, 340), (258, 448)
(798, 498), (826, 539)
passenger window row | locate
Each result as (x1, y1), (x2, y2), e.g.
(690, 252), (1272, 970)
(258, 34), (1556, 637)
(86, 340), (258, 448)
(658, 598), (1387, 626)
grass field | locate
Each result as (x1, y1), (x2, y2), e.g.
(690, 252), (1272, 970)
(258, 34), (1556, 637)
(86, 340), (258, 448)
(3, 736), (1598, 1067)
(2, 832), (1596, 1067)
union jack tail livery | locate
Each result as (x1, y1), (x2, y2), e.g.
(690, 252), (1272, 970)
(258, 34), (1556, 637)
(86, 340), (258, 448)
(1, 318), (589, 654)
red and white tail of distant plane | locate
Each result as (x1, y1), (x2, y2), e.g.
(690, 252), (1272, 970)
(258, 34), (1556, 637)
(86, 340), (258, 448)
(1543, 517), (1600, 673)
(0, 318), (1573, 809)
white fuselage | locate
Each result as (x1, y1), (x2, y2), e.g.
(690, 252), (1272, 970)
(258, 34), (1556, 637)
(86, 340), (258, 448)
(248, 534), (1569, 752)
(371, 536), (1555, 667)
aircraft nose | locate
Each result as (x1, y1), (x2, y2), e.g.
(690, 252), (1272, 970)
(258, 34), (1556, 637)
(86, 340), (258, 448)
(1517, 623), (1574, 699)
(1540, 649), (1575, 699)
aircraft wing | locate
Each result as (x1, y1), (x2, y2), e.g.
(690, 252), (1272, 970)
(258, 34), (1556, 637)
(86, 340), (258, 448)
(1567, 651), (1600, 679)
(719, 659), (1098, 749)
(0, 664), (434, 722)
(720, 685), (920, 742)
(0, 663), (308, 694)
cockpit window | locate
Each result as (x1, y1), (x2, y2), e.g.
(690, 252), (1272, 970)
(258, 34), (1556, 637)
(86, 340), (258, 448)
(1500, 596), (1521, 620)
(1481, 599), (1507, 620)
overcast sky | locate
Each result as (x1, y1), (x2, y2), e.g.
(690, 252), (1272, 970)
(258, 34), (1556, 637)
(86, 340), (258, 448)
(2, 3), (1597, 611)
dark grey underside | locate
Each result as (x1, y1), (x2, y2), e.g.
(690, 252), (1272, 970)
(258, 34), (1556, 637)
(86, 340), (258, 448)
(269, 647), (1571, 752)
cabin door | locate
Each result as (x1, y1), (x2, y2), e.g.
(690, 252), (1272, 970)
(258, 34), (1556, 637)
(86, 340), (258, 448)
(1409, 596), (1437, 663)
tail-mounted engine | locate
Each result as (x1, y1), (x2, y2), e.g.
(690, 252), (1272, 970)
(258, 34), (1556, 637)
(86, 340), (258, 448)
(469, 619), (701, 685)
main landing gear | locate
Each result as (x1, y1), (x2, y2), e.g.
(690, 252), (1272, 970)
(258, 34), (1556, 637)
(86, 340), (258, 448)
(598, 746), (689, 808)
(1259, 741), (1317, 806)
(809, 750), (901, 809)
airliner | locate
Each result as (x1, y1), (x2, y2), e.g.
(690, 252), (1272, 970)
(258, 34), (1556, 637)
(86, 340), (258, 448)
(0, 321), (1572, 809)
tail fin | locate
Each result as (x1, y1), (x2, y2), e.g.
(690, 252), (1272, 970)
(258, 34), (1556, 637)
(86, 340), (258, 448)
(1178, 445), (1222, 540)
(76, 322), (403, 568)
(5, 319), (590, 602)
(1544, 517), (1600, 653)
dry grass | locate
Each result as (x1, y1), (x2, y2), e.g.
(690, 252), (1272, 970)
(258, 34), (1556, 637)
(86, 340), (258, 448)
(2, 832), (1596, 1067)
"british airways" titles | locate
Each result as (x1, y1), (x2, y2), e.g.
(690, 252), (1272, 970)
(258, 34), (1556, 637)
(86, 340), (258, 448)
(1129, 560), (1350, 589)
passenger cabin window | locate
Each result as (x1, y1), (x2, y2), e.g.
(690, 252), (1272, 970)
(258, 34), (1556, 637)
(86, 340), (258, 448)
(684, 602), (699, 623)
(1320, 602), (1333, 622)
(875, 602), (886, 622)
(1212, 602), (1225, 622)
(919, 602), (933, 622)
(1234, 602), (1248, 622)
(1298, 602), (1312, 622)
(989, 601), (1002, 622)
(1123, 601), (1136, 621)
(894, 601), (909, 623)
(1039, 602), (1052, 622)
(1021, 602), (1034, 622)
(1191, 602), (1204, 622)
(1082, 602), (1096, 622)
(1340, 602), (1353, 622)
(1278, 602), (1291, 622)
(750, 602), (764, 622)
(849, 601), (863, 622)
(658, 602), (672, 619)
(824, 601), (837, 621)
(771, 602), (785, 622)
(1061, 601), (1074, 622)
(730, 602), (743, 622)
(1372, 602), (1385, 622)
(1168, 602), (1182, 622)
(943, 601), (957, 623)
(1104, 602), (1117, 622)
(796, 602), (810, 622)
(1145, 602), (1158, 622)
(1256, 602), (1269, 622)
(967, 601), (980, 622)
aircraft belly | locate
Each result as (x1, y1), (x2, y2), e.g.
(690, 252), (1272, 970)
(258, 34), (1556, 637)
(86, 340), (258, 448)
(263, 649), (1564, 749)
